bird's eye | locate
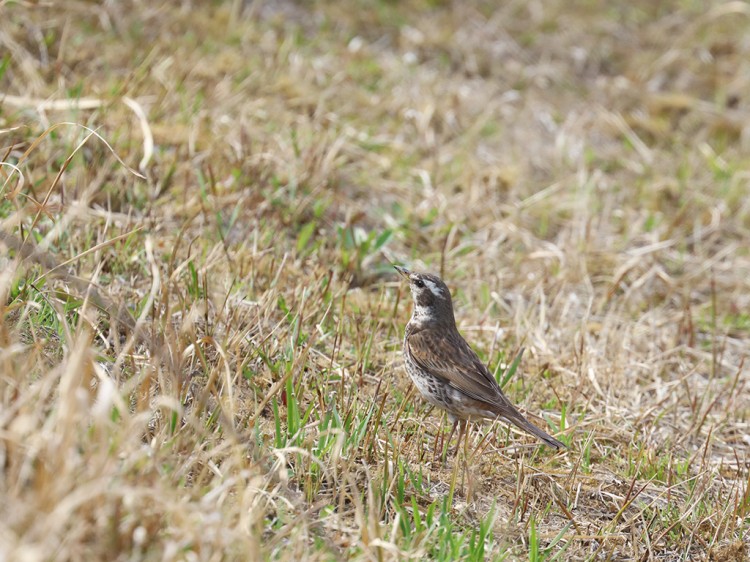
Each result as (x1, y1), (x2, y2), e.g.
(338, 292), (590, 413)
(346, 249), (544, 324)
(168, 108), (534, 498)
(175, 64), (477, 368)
(414, 279), (425, 288)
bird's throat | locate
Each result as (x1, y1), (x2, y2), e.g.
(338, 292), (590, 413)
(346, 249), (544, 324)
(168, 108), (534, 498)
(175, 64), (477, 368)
(407, 304), (441, 334)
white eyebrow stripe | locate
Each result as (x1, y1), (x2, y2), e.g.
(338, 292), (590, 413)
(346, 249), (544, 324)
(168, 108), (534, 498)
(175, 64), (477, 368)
(422, 278), (444, 298)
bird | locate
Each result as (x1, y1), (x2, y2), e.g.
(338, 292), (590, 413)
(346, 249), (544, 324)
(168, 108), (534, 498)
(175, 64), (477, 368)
(394, 265), (565, 458)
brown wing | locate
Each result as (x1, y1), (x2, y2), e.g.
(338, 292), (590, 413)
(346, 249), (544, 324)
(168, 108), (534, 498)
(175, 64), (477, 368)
(406, 328), (503, 405)
(407, 328), (566, 449)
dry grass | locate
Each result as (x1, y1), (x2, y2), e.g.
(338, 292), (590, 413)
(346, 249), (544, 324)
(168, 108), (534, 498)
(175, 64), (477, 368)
(1, 0), (749, 560)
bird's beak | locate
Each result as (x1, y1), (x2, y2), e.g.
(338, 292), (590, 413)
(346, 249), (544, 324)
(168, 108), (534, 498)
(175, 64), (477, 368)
(394, 265), (411, 279)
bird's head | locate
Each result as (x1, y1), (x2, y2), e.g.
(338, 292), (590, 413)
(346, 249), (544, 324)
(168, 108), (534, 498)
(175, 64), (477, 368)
(394, 265), (455, 327)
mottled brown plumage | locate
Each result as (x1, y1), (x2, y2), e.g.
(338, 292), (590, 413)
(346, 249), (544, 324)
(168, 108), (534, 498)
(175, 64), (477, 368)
(395, 265), (564, 451)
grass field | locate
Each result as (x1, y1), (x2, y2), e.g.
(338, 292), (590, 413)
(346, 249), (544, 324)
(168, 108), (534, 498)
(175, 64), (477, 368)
(2, 1), (749, 560)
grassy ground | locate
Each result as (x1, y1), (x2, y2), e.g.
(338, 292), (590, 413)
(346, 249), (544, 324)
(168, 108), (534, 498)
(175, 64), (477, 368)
(2, 0), (749, 560)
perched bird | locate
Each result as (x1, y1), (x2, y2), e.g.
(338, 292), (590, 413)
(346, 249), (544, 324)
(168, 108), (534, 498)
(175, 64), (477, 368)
(395, 265), (565, 456)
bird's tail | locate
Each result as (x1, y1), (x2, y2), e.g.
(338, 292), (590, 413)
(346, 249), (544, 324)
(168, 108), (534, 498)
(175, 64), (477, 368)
(497, 400), (566, 449)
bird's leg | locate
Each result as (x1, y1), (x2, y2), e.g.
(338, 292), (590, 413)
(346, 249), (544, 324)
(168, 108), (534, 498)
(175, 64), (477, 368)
(447, 419), (468, 460)
(441, 418), (459, 464)
(460, 421), (479, 500)
(462, 420), (469, 458)
(455, 419), (467, 457)
(460, 420), (468, 493)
